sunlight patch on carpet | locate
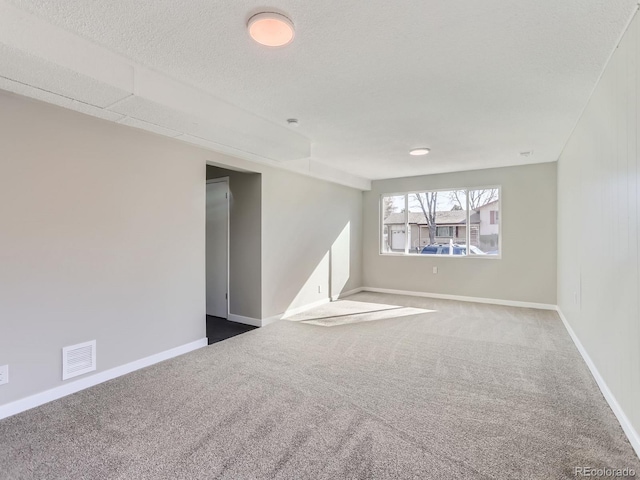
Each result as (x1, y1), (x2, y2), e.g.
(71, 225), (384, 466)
(285, 300), (435, 327)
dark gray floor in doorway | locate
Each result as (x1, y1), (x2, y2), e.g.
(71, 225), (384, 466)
(206, 315), (257, 345)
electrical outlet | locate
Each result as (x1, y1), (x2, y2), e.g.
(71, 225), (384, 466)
(0, 365), (8, 386)
(433, 266), (438, 274)
(318, 285), (322, 293)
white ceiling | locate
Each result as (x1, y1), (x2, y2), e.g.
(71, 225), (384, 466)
(2, 0), (638, 183)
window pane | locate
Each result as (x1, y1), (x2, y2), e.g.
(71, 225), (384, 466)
(407, 192), (432, 255)
(469, 188), (500, 255)
(381, 195), (406, 253)
(408, 190), (467, 255)
(381, 187), (500, 258)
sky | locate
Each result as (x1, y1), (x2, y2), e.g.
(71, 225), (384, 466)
(386, 189), (499, 213)
(388, 190), (463, 213)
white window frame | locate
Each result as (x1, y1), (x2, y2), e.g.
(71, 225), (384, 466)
(379, 185), (501, 259)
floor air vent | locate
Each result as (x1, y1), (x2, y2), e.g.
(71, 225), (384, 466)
(62, 340), (96, 380)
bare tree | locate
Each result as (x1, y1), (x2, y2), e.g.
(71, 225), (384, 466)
(450, 188), (498, 210)
(382, 197), (394, 220)
(412, 192), (438, 244)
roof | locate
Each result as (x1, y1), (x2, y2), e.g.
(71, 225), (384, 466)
(477, 199), (499, 209)
(384, 210), (480, 225)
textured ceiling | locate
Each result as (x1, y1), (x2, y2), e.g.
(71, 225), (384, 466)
(5, 0), (638, 180)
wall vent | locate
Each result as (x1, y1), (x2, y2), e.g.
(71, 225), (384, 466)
(62, 340), (96, 380)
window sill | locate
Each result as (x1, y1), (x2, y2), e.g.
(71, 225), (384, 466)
(379, 252), (502, 260)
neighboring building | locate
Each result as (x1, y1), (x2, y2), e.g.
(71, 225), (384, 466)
(477, 200), (500, 251)
(383, 210), (480, 252)
(477, 200), (499, 235)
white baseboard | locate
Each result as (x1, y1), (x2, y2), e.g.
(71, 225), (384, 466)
(262, 285), (551, 325)
(331, 287), (364, 301)
(282, 297), (331, 319)
(556, 308), (640, 459)
(0, 337), (208, 421)
(360, 287), (556, 310)
(261, 313), (281, 327)
(261, 288), (366, 326)
(227, 313), (261, 327)
(262, 297), (333, 326)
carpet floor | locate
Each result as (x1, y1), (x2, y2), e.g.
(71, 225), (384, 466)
(1, 292), (639, 479)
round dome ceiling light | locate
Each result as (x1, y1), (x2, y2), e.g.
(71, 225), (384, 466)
(409, 148), (431, 156)
(248, 12), (295, 47)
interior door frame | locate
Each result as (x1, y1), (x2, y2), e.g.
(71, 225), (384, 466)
(206, 176), (230, 318)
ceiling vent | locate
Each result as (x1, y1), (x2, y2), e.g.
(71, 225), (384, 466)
(62, 340), (96, 380)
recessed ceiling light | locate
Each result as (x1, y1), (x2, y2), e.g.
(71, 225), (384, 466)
(287, 118), (299, 127)
(409, 148), (431, 156)
(248, 12), (295, 47)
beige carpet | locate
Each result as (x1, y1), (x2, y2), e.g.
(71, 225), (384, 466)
(1, 292), (638, 479)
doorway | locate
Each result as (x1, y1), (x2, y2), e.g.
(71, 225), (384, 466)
(206, 178), (229, 318)
(205, 164), (262, 344)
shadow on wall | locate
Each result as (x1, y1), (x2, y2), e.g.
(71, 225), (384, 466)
(287, 222), (351, 310)
(265, 202), (359, 318)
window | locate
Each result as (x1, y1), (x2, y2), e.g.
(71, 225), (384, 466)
(436, 226), (454, 237)
(381, 187), (500, 257)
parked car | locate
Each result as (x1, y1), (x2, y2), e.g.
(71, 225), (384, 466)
(420, 244), (485, 255)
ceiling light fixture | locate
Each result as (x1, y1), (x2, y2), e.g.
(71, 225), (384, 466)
(248, 12), (295, 47)
(409, 148), (431, 156)
(286, 118), (299, 127)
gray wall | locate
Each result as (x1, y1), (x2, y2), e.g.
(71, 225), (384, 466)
(0, 91), (207, 405)
(363, 163), (557, 305)
(0, 90), (366, 406)
(207, 162), (365, 321)
(558, 14), (640, 436)
(262, 169), (363, 318)
(206, 166), (262, 319)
